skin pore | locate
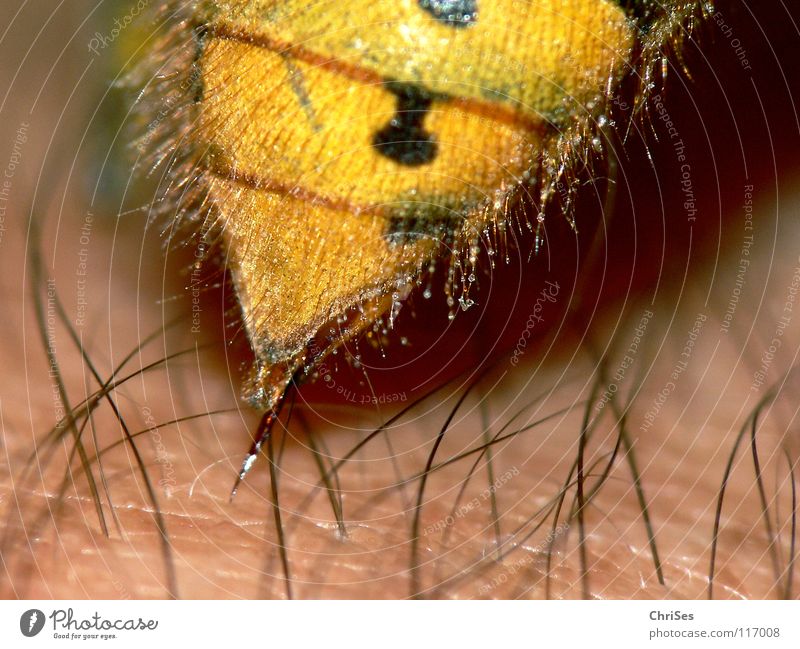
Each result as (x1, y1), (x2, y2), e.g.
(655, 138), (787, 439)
(2, 0), (800, 599)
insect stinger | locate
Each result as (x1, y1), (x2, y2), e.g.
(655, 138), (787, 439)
(229, 361), (302, 500)
(229, 406), (282, 500)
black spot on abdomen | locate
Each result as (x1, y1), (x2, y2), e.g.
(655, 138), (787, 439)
(383, 199), (455, 246)
(373, 82), (437, 167)
(418, 0), (478, 27)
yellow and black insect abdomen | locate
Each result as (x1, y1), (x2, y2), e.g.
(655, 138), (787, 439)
(189, 0), (637, 407)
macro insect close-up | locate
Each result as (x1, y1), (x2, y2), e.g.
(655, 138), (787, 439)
(2, 0), (800, 618)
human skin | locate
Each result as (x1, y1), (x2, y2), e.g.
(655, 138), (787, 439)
(1, 0), (800, 599)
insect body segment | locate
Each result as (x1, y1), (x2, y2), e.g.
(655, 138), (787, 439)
(196, 0), (634, 400)
(199, 36), (543, 373)
(185, 0), (637, 485)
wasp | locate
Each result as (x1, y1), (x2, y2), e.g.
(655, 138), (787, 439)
(143, 0), (709, 493)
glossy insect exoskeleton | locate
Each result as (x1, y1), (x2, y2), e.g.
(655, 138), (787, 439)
(147, 0), (708, 487)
